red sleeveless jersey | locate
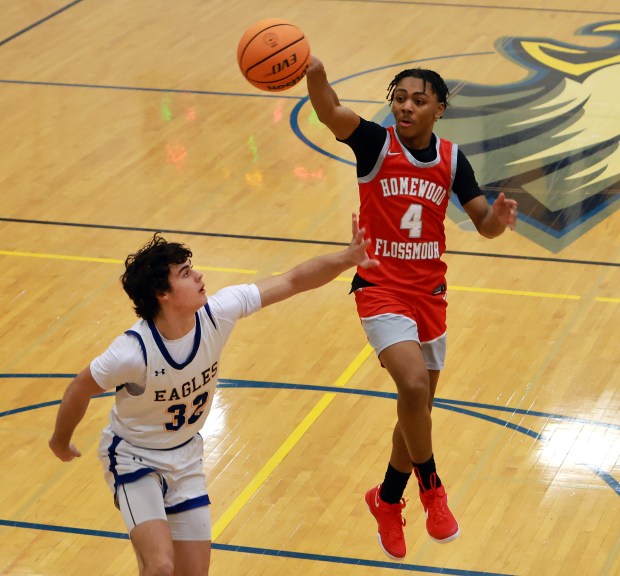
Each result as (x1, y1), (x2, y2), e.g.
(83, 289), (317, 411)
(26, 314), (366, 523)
(357, 126), (457, 293)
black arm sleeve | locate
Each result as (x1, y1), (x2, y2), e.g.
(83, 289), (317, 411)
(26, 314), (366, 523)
(453, 150), (484, 206)
(340, 118), (387, 178)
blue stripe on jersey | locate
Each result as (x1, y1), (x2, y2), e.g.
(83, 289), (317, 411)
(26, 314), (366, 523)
(165, 494), (211, 515)
(146, 312), (201, 370)
(204, 303), (217, 329)
(125, 330), (147, 364)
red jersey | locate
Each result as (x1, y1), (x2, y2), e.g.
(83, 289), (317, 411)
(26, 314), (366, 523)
(357, 126), (457, 293)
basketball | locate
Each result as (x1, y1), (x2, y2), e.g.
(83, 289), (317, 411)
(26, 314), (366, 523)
(237, 18), (310, 92)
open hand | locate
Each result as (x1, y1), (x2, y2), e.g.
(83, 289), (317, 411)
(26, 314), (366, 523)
(349, 213), (380, 269)
(493, 192), (518, 230)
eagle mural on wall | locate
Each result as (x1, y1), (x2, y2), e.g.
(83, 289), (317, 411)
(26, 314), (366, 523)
(427, 22), (620, 252)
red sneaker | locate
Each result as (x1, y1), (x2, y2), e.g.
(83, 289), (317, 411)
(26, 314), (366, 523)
(365, 484), (407, 560)
(417, 473), (460, 543)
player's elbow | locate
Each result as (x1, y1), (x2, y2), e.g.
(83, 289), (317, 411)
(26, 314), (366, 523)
(476, 222), (505, 239)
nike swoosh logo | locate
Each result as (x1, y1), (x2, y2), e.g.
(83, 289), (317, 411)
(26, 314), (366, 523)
(375, 488), (380, 507)
(387, 151), (400, 156)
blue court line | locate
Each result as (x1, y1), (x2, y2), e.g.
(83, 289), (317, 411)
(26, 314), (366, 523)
(0, 519), (514, 575)
(218, 381), (620, 432)
(0, 373), (77, 379)
(288, 49), (620, 247)
(585, 466), (620, 494)
(289, 51), (495, 169)
(0, 519), (128, 540)
(0, 398), (69, 418)
(0, 0), (84, 48)
(434, 398), (620, 431)
(433, 402), (544, 441)
(1, 375), (618, 431)
(1, 375), (617, 494)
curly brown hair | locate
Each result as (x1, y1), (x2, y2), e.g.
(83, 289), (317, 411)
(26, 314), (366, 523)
(121, 233), (192, 320)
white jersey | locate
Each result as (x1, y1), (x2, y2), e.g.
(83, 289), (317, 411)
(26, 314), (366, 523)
(91, 284), (262, 449)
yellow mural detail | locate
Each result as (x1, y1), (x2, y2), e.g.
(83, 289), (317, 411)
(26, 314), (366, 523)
(521, 41), (620, 77)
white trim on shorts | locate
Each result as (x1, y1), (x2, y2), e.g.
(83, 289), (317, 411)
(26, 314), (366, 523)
(361, 313), (447, 370)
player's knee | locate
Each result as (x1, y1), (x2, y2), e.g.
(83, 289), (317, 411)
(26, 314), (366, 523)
(142, 554), (174, 576)
(396, 373), (429, 407)
(140, 550), (174, 576)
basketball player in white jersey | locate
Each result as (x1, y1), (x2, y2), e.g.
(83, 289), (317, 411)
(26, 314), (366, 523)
(49, 214), (378, 576)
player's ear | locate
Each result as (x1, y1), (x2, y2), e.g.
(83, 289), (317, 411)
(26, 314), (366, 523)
(156, 290), (169, 303)
(435, 102), (446, 120)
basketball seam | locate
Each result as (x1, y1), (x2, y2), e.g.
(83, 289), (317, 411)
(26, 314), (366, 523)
(244, 37), (308, 81)
(246, 64), (308, 86)
(239, 23), (301, 67)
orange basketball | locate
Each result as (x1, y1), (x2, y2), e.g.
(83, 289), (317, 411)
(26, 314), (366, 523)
(237, 18), (310, 92)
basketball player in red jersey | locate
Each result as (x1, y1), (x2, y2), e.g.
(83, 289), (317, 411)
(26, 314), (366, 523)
(306, 56), (517, 560)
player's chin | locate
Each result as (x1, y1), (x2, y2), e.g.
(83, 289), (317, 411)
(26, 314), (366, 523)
(396, 124), (416, 138)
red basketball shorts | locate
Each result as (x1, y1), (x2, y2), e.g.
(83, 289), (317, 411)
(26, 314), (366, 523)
(354, 285), (448, 369)
(355, 285), (447, 341)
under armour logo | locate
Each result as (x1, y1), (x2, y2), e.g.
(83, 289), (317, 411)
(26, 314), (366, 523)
(154, 368), (166, 376)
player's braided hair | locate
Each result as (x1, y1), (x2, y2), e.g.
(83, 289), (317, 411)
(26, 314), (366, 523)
(122, 233), (193, 320)
(386, 68), (450, 108)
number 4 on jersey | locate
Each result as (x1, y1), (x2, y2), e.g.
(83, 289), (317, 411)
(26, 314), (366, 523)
(401, 204), (423, 238)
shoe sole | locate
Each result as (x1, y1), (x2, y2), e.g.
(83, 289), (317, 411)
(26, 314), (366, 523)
(365, 497), (407, 561)
(429, 525), (460, 544)
(375, 532), (406, 561)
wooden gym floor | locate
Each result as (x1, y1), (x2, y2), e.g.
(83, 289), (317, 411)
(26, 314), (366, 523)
(0, 1), (618, 575)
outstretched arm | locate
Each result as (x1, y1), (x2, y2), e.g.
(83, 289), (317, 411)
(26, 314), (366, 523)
(256, 214), (379, 308)
(462, 192), (518, 239)
(49, 366), (105, 462)
(306, 56), (361, 140)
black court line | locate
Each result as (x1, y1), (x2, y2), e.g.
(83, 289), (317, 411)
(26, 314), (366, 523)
(1, 216), (618, 268)
(0, 78), (381, 104)
(333, 0), (620, 16)
(0, 0), (85, 48)
(0, 78), (303, 100)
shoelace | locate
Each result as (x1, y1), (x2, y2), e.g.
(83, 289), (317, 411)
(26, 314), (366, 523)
(415, 470), (451, 521)
(384, 499), (408, 532)
(426, 492), (450, 522)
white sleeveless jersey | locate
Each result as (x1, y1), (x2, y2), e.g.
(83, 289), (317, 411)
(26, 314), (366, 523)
(91, 284), (261, 449)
